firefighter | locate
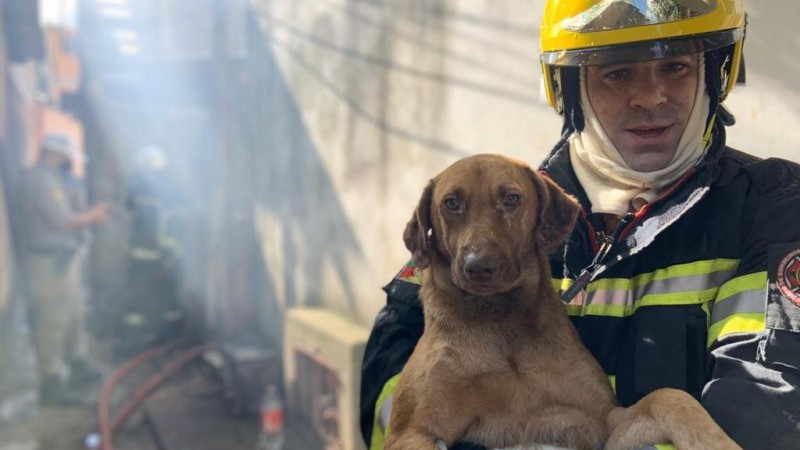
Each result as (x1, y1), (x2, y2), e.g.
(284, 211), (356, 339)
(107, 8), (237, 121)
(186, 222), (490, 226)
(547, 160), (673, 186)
(19, 132), (109, 404)
(120, 145), (183, 352)
(360, 1), (800, 449)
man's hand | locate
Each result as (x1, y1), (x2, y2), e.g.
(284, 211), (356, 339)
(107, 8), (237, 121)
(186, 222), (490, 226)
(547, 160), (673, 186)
(87, 203), (111, 223)
(67, 203), (112, 230)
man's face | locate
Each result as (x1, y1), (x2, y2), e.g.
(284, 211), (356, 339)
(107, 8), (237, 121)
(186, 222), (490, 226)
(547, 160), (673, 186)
(585, 55), (700, 172)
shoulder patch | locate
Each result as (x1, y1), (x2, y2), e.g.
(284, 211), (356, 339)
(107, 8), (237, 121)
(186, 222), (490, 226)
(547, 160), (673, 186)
(776, 246), (800, 307)
(767, 242), (800, 332)
(395, 260), (423, 285)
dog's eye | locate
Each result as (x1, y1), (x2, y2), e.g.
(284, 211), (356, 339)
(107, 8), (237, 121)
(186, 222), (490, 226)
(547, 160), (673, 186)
(443, 197), (461, 212)
(503, 193), (520, 207)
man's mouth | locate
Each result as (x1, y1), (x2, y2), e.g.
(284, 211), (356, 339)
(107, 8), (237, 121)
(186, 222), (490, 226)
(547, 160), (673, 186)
(627, 125), (672, 138)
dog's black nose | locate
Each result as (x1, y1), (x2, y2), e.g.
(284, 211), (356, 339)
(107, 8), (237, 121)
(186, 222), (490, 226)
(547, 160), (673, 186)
(463, 253), (497, 281)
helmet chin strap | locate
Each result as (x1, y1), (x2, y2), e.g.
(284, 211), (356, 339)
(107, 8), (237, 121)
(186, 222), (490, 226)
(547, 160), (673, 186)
(704, 44), (742, 127)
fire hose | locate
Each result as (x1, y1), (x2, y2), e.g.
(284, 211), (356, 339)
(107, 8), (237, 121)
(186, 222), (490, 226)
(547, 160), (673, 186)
(97, 340), (218, 450)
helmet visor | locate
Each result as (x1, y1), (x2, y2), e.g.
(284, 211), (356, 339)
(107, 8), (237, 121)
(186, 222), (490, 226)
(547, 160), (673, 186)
(541, 28), (742, 66)
(561, 0), (717, 33)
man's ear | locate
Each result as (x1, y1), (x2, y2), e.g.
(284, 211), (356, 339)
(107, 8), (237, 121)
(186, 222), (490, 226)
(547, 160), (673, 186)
(403, 181), (434, 269)
(529, 170), (581, 255)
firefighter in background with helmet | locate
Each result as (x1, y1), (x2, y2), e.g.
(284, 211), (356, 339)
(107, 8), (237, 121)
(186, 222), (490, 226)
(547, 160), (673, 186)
(360, 1), (800, 449)
(19, 132), (109, 405)
(120, 145), (183, 352)
(128, 146), (173, 261)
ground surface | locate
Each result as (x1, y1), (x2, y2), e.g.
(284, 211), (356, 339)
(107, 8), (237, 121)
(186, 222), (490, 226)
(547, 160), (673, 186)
(0, 357), (325, 450)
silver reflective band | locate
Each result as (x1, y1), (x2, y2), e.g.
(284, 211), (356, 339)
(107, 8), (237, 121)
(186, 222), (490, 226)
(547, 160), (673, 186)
(541, 29), (742, 66)
(570, 267), (736, 311)
(562, 0), (717, 33)
(379, 393), (394, 431)
(711, 288), (765, 325)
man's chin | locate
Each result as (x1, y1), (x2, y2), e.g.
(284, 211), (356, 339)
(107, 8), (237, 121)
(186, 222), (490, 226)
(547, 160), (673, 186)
(618, 147), (677, 172)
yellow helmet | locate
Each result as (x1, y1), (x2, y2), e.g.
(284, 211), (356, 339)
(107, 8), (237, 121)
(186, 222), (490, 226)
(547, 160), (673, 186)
(135, 145), (168, 171)
(540, 0), (746, 115)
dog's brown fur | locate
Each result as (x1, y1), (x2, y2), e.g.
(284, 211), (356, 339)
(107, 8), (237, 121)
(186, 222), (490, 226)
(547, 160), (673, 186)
(385, 154), (741, 450)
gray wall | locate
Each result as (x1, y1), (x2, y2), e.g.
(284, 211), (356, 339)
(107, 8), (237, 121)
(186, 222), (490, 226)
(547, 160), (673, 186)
(725, 3), (800, 157)
(251, 0), (800, 326)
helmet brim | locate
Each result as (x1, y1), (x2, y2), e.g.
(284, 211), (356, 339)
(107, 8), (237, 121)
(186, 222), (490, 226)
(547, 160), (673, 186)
(541, 29), (742, 66)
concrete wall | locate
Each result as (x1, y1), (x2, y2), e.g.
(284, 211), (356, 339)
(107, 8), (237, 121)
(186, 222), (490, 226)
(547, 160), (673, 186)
(251, 0), (800, 327)
(724, 3), (800, 157)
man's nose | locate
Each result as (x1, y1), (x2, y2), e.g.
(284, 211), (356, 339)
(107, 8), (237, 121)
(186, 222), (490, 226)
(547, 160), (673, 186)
(628, 72), (668, 111)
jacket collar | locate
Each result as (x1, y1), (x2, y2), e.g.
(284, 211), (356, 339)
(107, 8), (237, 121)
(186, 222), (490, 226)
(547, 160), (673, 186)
(540, 119), (729, 279)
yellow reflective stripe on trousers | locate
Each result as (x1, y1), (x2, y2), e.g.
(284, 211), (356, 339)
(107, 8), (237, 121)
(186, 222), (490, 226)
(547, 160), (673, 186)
(707, 271), (766, 346)
(554, 259), (739, 317)
(370, 373), (402, 450)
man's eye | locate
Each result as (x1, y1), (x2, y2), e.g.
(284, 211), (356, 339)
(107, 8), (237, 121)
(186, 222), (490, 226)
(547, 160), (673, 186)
(444, 197), (461, 211)
(605, 69), (629, 80)
(663, 63), (687, 73)
(503, 193), (520, 207)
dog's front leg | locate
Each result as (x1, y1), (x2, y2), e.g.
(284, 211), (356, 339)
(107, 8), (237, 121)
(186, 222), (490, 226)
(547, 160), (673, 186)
(605, 388), (741, 450)
(385, 409), (475, 450)
(517, 405), (606, 450)
(384, 430), (443, 450)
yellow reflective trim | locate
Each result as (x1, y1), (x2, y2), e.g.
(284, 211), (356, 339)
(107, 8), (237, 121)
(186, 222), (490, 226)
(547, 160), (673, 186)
(716, 271), (767, 301)
(707, 313), (765, 347)
(582, 303), (629, 317)
(585, 277), (631, 292)
(636, 288), (719, 308)
(649, 259), (739, 280)
(574, 290), (717, 318)
(554, 259), (739, 317)
(370, 373), (402, 450)
(554, 277), (572, 291)
(655, 444), (677, 450)
(702, 113), (716, 147)
(564, 304), (582, 316)
(587, 259), (739, 293)
(702, 300), (712, 328)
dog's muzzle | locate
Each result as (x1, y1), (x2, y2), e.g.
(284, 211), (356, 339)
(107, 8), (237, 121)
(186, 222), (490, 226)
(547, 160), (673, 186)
(455, 244), (518, 295)
(462, 252), (497, 282)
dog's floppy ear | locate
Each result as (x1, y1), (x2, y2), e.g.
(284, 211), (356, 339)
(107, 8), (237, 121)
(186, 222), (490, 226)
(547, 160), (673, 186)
(529, 170), (581, 255)
(403, 180), (434, 269)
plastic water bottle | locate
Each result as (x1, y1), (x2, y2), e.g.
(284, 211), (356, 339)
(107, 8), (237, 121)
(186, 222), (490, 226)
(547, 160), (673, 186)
(84, 433), (101, 449)
(258, 384), (284, 450)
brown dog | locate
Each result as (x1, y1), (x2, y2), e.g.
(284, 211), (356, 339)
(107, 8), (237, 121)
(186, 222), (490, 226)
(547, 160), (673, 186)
(385, 154), (740, 450)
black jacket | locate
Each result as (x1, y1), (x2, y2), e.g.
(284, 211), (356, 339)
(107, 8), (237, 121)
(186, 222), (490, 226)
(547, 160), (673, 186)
(360, 122), (800, 450)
